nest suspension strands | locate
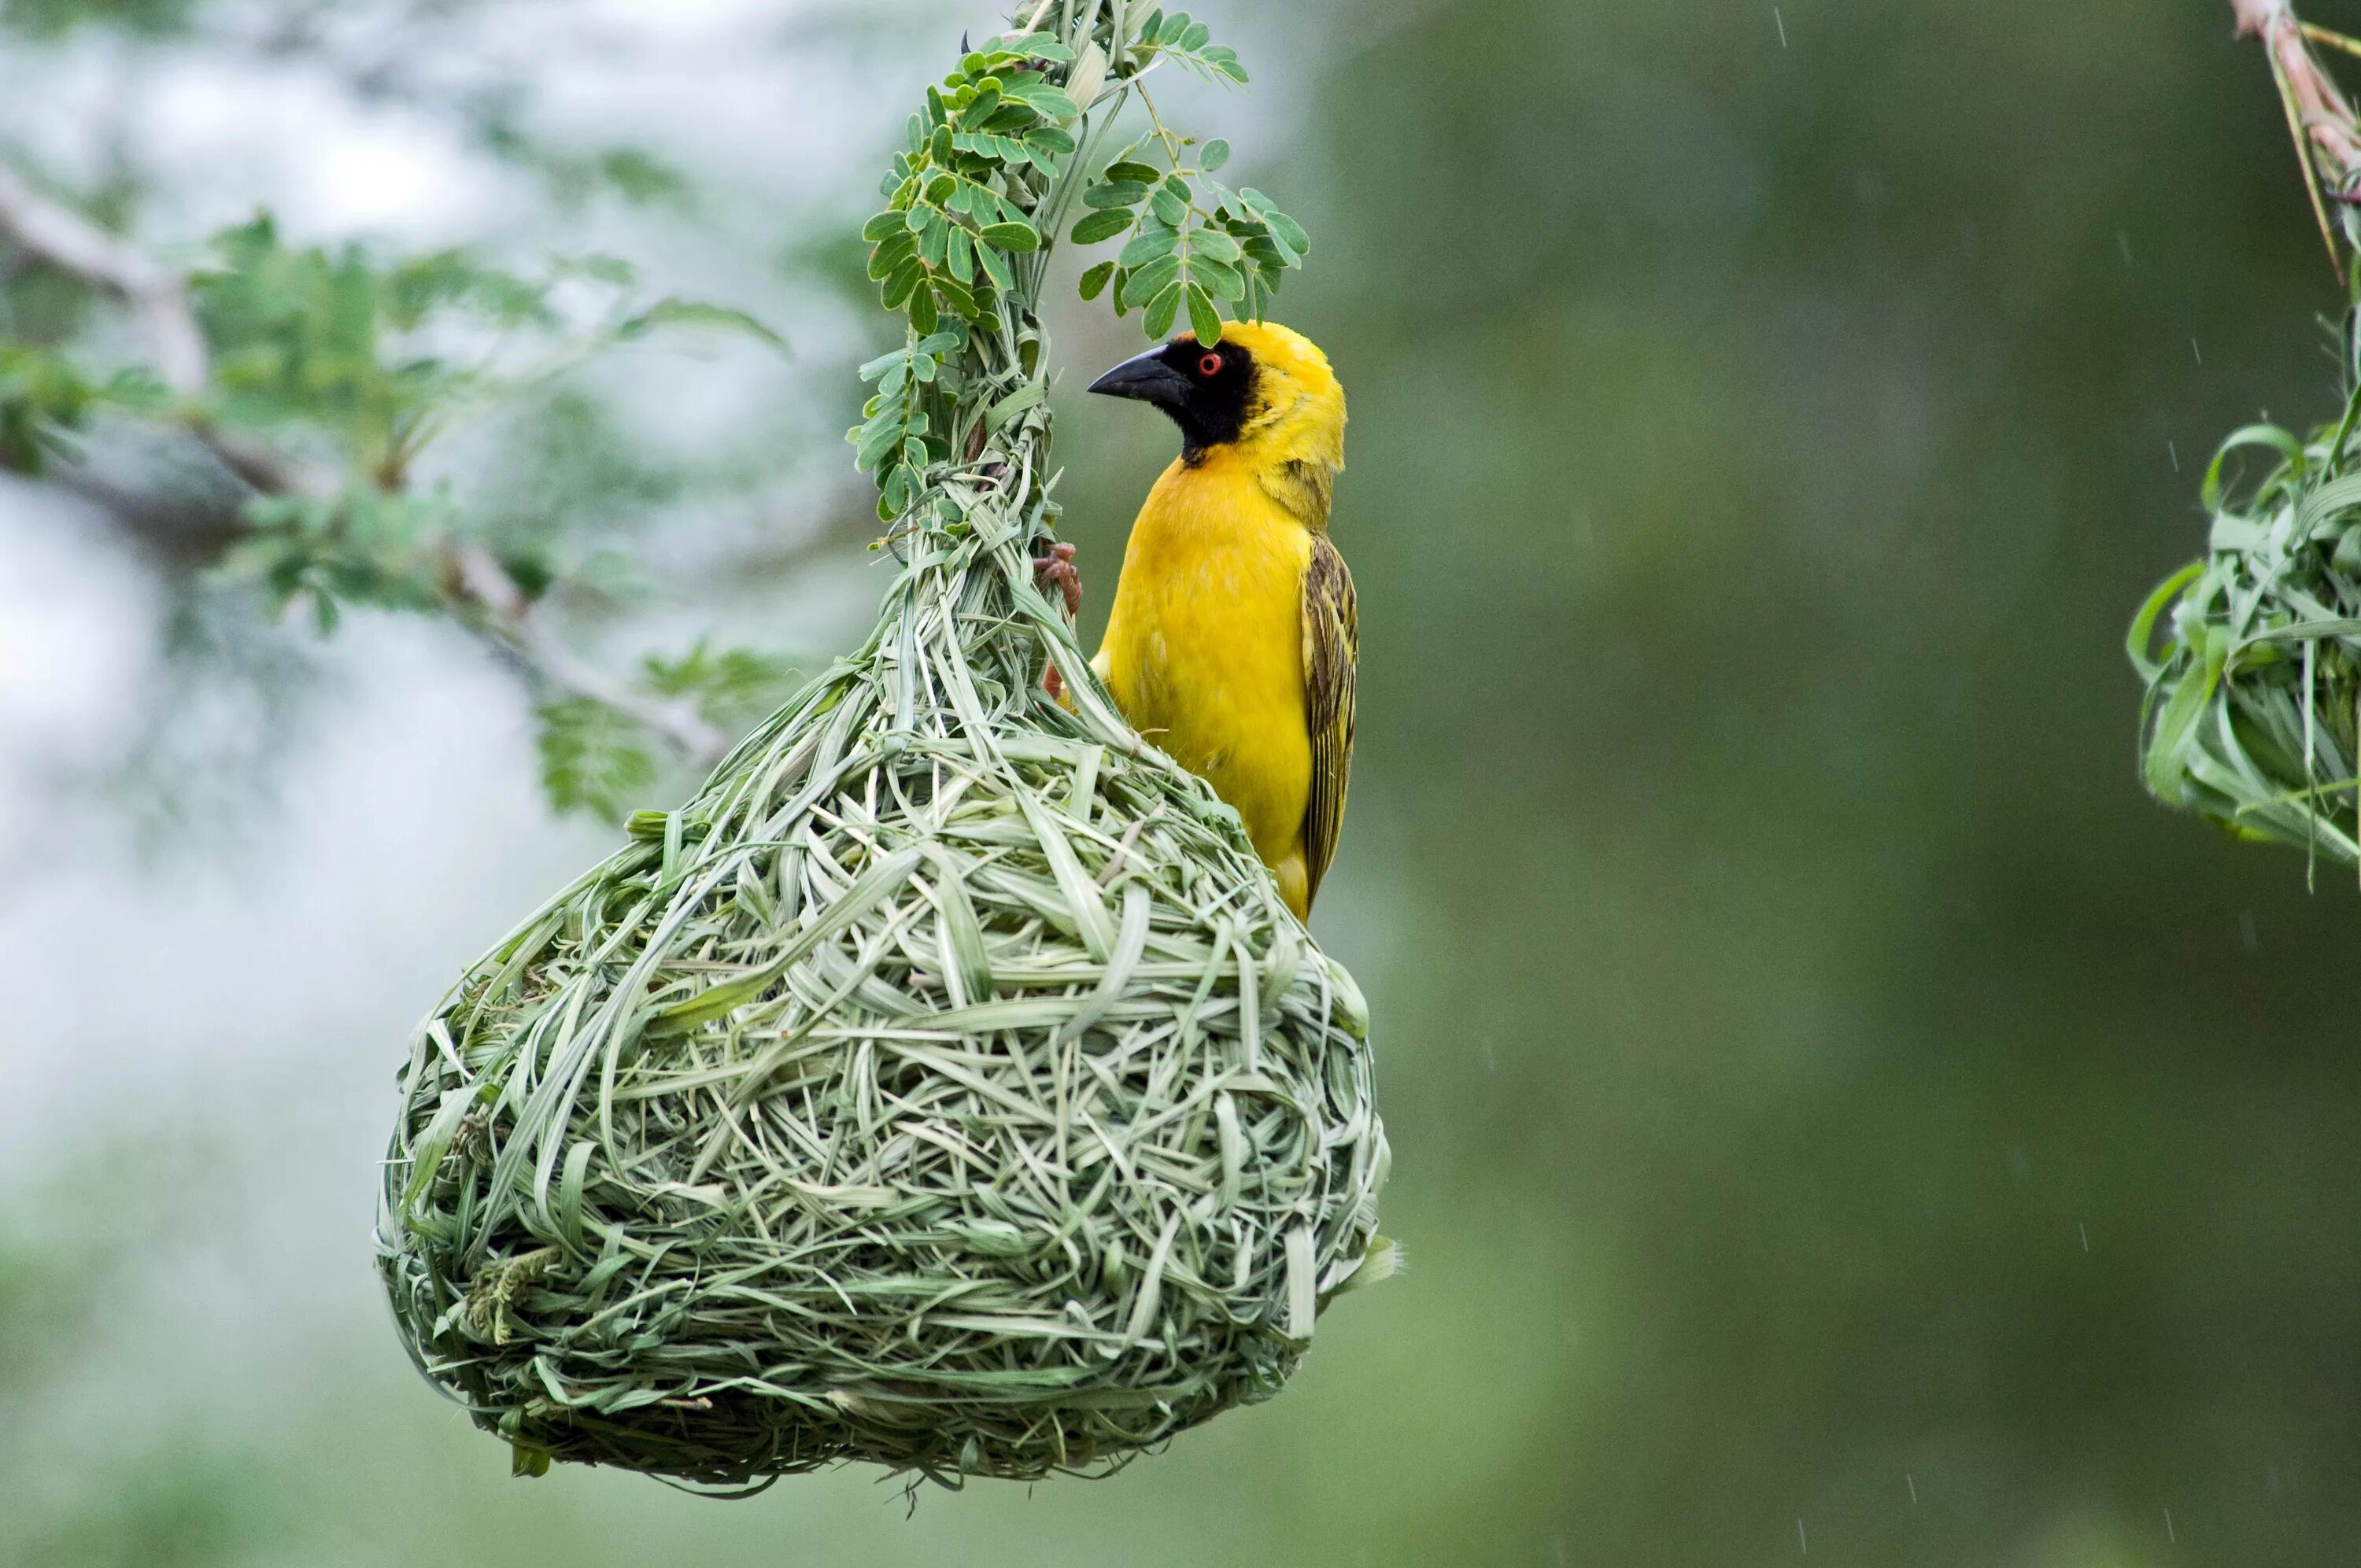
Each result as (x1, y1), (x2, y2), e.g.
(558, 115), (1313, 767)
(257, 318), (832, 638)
(2134, 2), (2361, 877)
(378, 3), (1391, 1489)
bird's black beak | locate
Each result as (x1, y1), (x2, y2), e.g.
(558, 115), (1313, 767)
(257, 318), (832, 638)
(1088, 345), (1192, 410)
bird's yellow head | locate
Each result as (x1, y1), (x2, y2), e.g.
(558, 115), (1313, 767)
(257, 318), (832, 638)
(1088, 319), (1347, 500)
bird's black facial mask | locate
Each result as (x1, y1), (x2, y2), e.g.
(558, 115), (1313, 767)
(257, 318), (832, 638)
(1087, 338), (1257, 461)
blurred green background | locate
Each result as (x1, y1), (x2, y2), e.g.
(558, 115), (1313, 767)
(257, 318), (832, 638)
(7, 0), (2361, 1563)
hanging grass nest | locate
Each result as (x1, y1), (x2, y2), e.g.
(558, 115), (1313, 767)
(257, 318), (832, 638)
(377, 2), (1392, 1490)
(2132, 392), (2361, 866)
(2133, 4), (2361, 872)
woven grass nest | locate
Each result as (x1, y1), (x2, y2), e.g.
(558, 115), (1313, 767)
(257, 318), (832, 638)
(2133, 371), (2361, 869)
(2134, 5), (2361, 873)
(378, 3), (1391, 1490)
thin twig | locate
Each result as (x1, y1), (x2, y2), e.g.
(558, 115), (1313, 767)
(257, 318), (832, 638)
(1132, 79), (1188, 163)
(0, 157), (730, 767)
(448, 544), (728, 761)
(0, 160), (205, 393)
(0, 160), (323, 495)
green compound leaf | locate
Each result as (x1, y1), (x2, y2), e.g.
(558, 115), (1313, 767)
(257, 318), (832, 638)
(1192, 255), (1246, 302)
(1005, 31), (1075, 62)
(931, 272), (978, 320)
(1003, 83), (1079, 121)
(978, 221), (1042, 253)
(1122, 253), (1181, 308)
(1071, 208), (1132, 245)
(617, 299), (785, 349)
(1144, 282), (1184, 338)
(1118, 226), (1180, 267)
(1263, 209), (1310, 256)
(1190, 227), (1241, 263)
(536, 697), (660, 825)
(1185, 283), (1221, 346)
(867, 231), (914, 279)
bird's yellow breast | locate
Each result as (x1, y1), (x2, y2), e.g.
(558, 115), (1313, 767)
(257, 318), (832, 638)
(1096, 448), (1313, 869)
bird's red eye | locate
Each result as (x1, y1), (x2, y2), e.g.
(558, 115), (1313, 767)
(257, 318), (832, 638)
(1198, 352), (1223, 377)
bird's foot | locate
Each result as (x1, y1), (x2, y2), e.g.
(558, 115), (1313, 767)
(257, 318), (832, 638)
(1033, 541), (1081, 702)
(1033, 540), (1081, 617)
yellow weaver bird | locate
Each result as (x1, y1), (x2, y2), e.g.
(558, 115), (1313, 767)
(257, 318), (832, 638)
(1041, 320), (1354, 920)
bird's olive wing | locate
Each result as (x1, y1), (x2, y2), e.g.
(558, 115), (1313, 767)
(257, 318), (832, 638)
(1301, 533), (1358, 909)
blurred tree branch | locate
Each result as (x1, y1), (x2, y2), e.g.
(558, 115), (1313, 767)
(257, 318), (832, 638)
(0, 161), (207, 393)
(0, 158), (759, 783)
(0, 0), (894, 823)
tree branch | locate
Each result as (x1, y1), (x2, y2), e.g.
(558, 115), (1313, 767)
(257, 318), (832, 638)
(37, 454), (252, 565)
(0, 159), (731, 769)
(0, 161), (206, 395)
(446, 544), (729, 762)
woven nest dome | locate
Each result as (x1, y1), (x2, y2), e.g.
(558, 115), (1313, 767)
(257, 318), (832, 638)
(2135, 399), (2361, 869)
(378, 4), (1391, 1490)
